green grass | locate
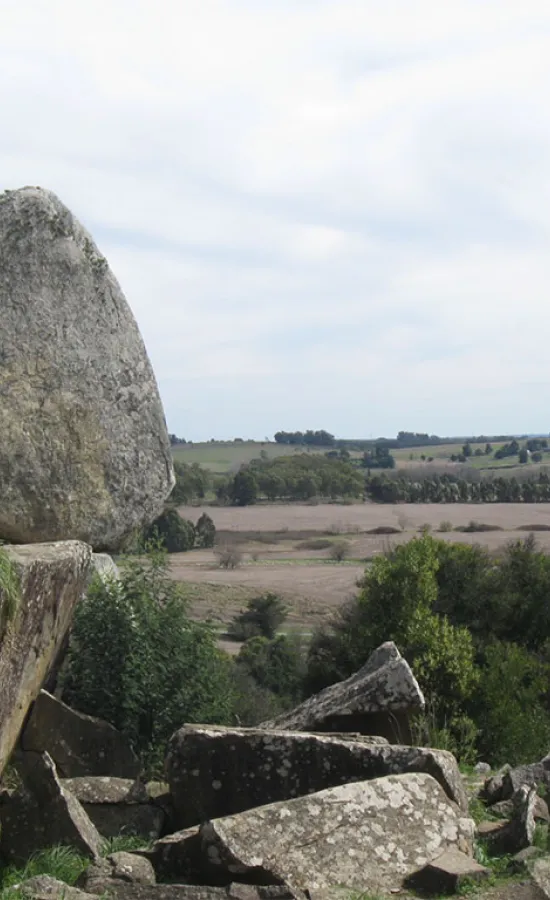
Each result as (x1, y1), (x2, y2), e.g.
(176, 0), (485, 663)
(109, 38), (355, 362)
(171, 441), (353, 473)
(0, 847), (90, 893)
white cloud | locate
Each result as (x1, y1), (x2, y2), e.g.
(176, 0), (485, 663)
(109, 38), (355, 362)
(2, 0), (550, 437)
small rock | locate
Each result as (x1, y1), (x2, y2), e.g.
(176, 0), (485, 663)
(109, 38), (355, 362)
(511, 846), (545, 873)
(78, 852), (155, 894)
(474, 762), (492, 775)
(404, 849), (490, 895)
(478, 785), (536, 855)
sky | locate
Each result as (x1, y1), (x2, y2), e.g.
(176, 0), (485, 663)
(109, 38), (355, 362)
(2, 1), (550, 441)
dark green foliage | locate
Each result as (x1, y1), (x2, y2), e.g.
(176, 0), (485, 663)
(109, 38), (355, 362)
(144, 508), (195, 552)
(274, 429), (335, 446)
(252, 453), (363, 502)
(229, 593), (288, 640)
(237, 634), (306, 705)
(305, 534), (550, 765)
(170, 460), (211, 503)
(518, 448), (529, 464)
(362, 444), (396, 469)
(196, 512), (216, 548)
(494, 439), (520, 459)
(231, 468), (258, 506)
(61, 546), (234, 772)
(365, 469), (550, 503)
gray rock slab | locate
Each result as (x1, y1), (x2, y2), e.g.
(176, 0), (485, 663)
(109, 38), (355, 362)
(0, 541), (92, 777)
(198, 772), (474, 895)
(166, 724), (467, 829)
(405, 848), (490, 894)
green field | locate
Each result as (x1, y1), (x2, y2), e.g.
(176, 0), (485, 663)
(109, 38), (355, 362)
(171, 439), (550, 476)
(171, 441), (336, 473)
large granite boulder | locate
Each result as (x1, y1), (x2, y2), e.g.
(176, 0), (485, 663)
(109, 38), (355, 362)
(263, 642), (424, 742)
(0, 541), (92, 777)
(22, 690), (140, 778)
(0, 751), (102, 863)
(154, 773), (474, 895)
(166, 724), (467, 828)
(0, 186), (174, 550)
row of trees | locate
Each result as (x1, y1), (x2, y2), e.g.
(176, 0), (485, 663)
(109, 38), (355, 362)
(366, 471), (550, 503)
(229, 456), (365, 505)
(274, 430), (335, 446)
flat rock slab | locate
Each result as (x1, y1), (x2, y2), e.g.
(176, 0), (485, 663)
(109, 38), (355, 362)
(20, 876), (97, 900)
(198, 773), (474, 895)
(0, 185), (174, 550)
(262, 642), (424, 742)
(61, 776), (166, 840)
(0, 751), (102, 863)
(22, 690), (140, 778)
(528, 857), (550, 898)
(166, 724), (467, 828)
(405, 849), (490, 894)
(0, 541), (92, 777)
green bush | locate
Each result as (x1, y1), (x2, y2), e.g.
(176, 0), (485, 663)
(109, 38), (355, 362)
(60, 545), (234, 773)
(228, 593), (288, 641)
(237, 634), (306, 705)
(196, 512), (216, 548)
(144, 508), (195, 552)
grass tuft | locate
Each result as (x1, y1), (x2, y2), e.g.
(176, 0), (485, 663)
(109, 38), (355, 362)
(0, 846), (90, 892)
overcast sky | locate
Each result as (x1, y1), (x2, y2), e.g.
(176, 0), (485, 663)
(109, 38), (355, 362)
(3, 1), (550, 440)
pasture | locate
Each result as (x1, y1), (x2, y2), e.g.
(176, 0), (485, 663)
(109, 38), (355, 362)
(170, 502), (550, 632)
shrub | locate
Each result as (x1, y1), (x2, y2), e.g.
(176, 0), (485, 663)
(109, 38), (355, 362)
(296, 538), (334, 550)
(455, 521), (502, 533)
(228, 593), (288, 640)
(216, 546), (243, 569)
(330, 540), (351, 562)
(438, 520), (453, 532)
(60, 545), (234, 773)
(516, 524), (550, 531)
(367, 525), (401, 535)
(236, 633), (306, 704)
(144, 508), (195, 552)
(196, 512), (216, 548)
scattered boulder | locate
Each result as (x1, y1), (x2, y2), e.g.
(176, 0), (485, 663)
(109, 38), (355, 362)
(478, 785), (537, 855)
(22, 690), (140, 778)
(474, 762), (492, 776)
(78, 852), (156, 894)
(166, 724), (467, 828)
(61, 776), (167, 839)
(528, 856), (550, 898)
(405, 849), (490, 895)
(491, 792), (549, 823)
(482, 757), (550, 804)
(156, 773), (474, 894)
(0, 541), (92, 777)
(262, 642), (424, 742)
(19, 876), (97, 900)
(0, 185), (174, 551)
(0, 751), (102, 863)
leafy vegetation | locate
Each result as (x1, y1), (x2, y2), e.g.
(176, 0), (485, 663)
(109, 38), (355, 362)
(306, 533), (550, 766)
(60, 544), (234, 773)
(0, 546), (20, 638)
(228, 593), (288, 640)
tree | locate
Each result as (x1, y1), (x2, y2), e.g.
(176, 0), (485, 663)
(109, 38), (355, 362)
(231, 469), (258, 506)
(196, 513), (216, 548)
(485, 443), (493, 455)
(60, 546), (234, 772)
(462, 442), (472, 458)
(237, 634), (305, 704)
(518, 448), (529, 464)
(144, 508), (195, 552)
(229, 593), (288, 640)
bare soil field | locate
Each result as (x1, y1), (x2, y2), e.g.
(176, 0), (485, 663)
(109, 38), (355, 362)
(172, 503), (550, 631)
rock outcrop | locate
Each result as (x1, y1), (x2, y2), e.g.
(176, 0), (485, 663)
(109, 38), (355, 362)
(0, 751), (102, 863)
(0, 541), (92, 776)
(0, 186), (174, 550)
(22, 690), (140, 778)
(166, 724), (467, 828)
(262, 642), (424, 742)
(155, 773), (474, 895)
(60, 776), (168, 839)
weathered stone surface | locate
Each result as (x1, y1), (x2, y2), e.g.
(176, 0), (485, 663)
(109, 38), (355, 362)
(78, 852), (156, 894)
(91, 553), (120, 582)
(0, 541), (92, 776)
(0, 751), (102, 863)
(166, 724), (467, 829)
(478, 786), (537, 855)
(20, 875), (97, 900)
(22, 690), (140, 778)
(61, 776), (165, 839)
(483, 758), (550, 804)
(405, 849), (490, 894)
(0, 185), (174, 550)
(528, 856), (550, 898)
(491, 793), (550, 823)
(263, 642), (424, 742)
(195, 773), (474, 894)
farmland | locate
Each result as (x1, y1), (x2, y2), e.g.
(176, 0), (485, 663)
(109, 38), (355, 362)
(170, 501), (550, 632)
